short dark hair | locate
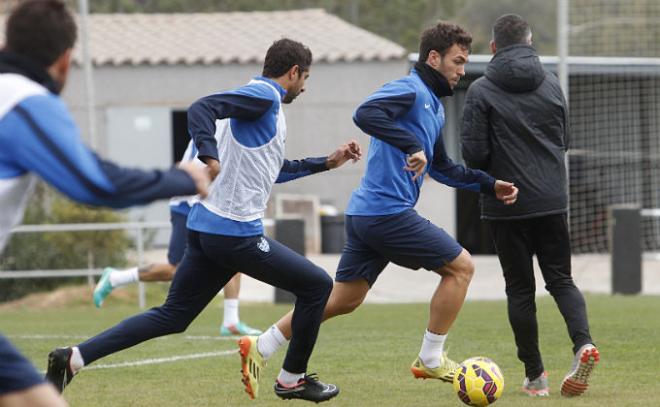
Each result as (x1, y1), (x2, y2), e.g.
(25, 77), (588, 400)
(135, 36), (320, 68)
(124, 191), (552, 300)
(493, 14), (531, 49)
(418, 21), (472, 62)
(5, 0), (77, 67)
(262, 38), (313, 78)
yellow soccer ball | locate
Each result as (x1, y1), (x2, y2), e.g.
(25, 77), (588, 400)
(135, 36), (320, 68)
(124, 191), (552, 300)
(452, 357), (504, 406)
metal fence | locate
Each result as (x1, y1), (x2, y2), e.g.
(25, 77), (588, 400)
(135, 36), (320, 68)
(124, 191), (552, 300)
(2, 222), (171, 308)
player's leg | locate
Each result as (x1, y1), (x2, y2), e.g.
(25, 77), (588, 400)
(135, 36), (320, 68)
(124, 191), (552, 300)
(490, 219), (548, 396)
(0, 334), (67, 407)
(221, 235), (337, 401)
(342, 209), (465, 382)
(269, 279), (371, 340)
(251, 213), (385, 368)
(0, 383), (67, 407)
(93, 210), (187, 307)
(219, 273), (262, 336)
(46, 230), (232, 393)
(531, 214), (598, 397)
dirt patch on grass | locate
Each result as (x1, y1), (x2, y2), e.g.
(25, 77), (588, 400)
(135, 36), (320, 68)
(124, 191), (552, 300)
(0, 284), (135, 310)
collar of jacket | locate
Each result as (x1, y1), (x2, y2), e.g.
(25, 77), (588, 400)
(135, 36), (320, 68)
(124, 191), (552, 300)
(413, 61), (453, 98)
(0, 51), (62, 94)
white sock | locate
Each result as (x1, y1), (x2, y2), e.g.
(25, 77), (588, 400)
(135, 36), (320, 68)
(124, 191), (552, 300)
(109, 267), (139, 288)
(277, 368), (304, 387)
(70, 347), (85, 373)
(257, 325), (288, 360)
(419, 330), (447, 369)
(223, 299), (240, 327)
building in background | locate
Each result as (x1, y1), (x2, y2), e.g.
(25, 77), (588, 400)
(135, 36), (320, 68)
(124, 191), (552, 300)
(2, 9), (454, 250)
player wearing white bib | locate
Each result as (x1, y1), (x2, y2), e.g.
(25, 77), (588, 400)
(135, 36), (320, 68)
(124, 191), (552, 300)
(46, 38), (362, 403)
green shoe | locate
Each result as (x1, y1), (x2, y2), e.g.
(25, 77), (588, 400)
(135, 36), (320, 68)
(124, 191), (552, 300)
(93, 267), (115, 308)
(410, 353), (460, 383)
(221, 321), (263, 336)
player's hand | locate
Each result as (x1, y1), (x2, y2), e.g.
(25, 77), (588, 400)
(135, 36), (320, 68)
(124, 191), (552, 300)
(201, 157), (221, 181)
(494, 180), (518, 205)
(178, 161), (211, 198)
(404, 150), (427, 181)
(326, 140), (363, 169)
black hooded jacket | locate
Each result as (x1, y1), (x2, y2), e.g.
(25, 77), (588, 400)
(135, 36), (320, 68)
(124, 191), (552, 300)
(461, 44), (569, 219)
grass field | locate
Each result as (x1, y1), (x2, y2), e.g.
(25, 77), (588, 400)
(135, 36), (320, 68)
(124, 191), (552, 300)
(3, 287), (659, 407)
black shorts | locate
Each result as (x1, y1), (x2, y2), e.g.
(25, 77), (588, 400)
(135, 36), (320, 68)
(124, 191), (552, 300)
(336, 209), (463, 287)
(0, 334), (44, 395)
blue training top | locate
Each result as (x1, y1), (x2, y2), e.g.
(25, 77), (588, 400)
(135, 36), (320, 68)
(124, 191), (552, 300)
(347, 68), (495, 216)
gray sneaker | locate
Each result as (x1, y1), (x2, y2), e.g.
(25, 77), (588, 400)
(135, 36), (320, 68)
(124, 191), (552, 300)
(522, 371), (549, 396)
(561, 344), (599, 397)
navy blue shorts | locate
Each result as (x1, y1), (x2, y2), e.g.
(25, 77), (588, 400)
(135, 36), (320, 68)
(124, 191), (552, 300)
(167, 210), (188, 265)
(336, 209), (463, 286)
(0, 334), (44, 394)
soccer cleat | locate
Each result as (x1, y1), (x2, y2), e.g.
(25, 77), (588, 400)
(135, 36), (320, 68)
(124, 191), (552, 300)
(238, 336), (265, 399)
(522, 371), (549, 396)
(274, 373), (339, 403)
(410, 353), (460, 383)
(93, 267), (115, 308)
(220, 321), (263, 337)
(561, 344), (599, 397)
(45, 347), (75, 393)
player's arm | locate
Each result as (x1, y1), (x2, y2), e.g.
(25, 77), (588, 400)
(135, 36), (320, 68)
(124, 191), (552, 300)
(11, 97), (199, 208)
(187, 91), (274, 171)
(275, 140), (362, 183)
(353, 92), (423, 154)
(460, 84), (491, 170)
(428, 136), (496, 195)
(430, 138), (518, 204)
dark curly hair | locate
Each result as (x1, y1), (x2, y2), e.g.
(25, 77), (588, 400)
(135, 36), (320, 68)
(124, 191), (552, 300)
(418, 21), (472, 62)
(5, 0), (77, 67)
(262, 38), (313, 78)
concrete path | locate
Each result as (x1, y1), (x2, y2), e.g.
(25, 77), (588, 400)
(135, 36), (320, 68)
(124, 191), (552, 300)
(207, 253), (660, 303)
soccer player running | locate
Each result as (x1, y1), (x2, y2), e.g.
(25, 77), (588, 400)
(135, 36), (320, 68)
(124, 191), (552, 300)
(46, 38), (362, 403)
(460, 14), (598, 397)
(93, 142), (261, 337)
(238, 21), (518, 396)
(0, 1), (209, 406)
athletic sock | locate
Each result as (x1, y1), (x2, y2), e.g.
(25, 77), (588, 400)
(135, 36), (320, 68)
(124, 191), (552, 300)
(108, 267), (139, 288)
(222, 299), (239, 327)
(70, 346), (85, 373)
(419, 329), (447, 369)
(257, 325), (288, 360)
(277, 369), (304, 387)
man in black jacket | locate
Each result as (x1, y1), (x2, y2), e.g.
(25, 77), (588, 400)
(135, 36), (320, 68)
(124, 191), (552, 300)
(460, 14), (598, 398)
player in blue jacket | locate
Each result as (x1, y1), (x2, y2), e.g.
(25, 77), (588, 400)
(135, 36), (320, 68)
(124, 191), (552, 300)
(238, 21), (519, 391)
(45, 38), (362, 403)
(0, 2), (209, 406)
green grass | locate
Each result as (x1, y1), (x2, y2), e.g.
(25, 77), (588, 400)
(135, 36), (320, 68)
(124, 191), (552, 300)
(3, 292), (659, 406)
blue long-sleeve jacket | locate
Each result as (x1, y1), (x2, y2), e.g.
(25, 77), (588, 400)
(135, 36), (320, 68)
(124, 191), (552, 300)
(0, 51), (197, 252)
(347, 68), (495, 216)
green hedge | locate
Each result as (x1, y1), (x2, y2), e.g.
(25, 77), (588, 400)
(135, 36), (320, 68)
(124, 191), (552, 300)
(0, 183), (131, 302)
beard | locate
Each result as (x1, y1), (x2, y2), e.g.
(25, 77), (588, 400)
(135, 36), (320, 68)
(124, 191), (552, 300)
(282, 92), (298, 104)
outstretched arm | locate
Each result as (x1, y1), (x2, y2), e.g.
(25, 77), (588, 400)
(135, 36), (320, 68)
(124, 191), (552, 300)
(276, 140), (363, 183)
(11, 98), (206, 207)
(429, 138), (518, 204)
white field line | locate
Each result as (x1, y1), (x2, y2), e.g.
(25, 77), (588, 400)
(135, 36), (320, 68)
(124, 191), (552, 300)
(85, 350), (236, 370)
